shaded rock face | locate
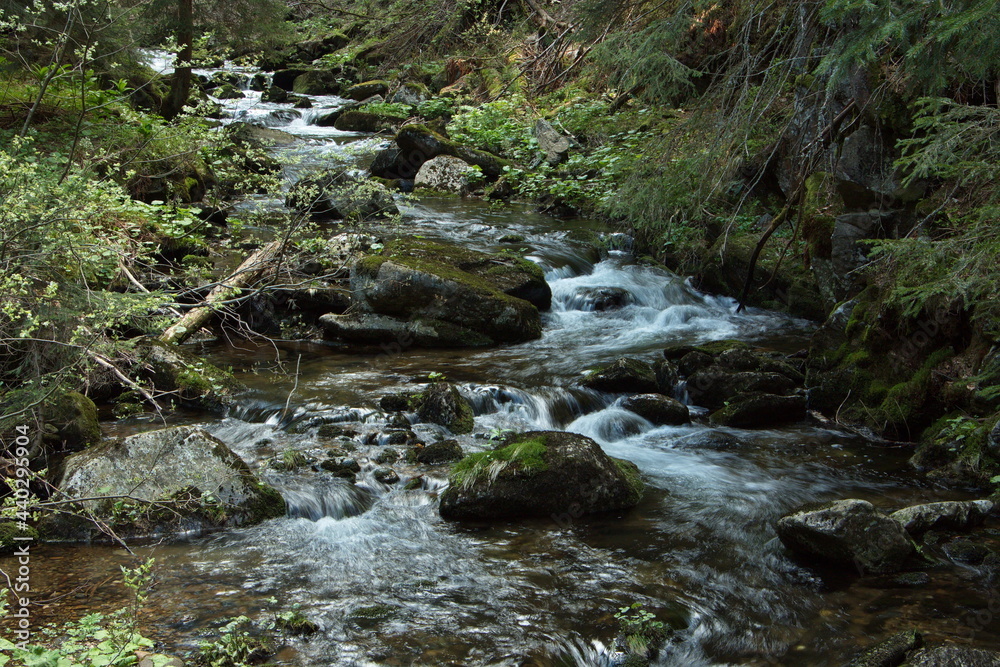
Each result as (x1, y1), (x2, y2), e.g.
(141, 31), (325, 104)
(414, 155), (475, 194)
(413, 383), (474, 434)
(346, 239), (548, 346)
(620, 394), (689, 426)
(370, 147), (421, 180)
(50, 426), (284, 540)
(902, 645), (1000, 666)
(439, 431), (644, 521)
(709, 393), (806, 428)
(581, 358), (658, 393)
(890, 500), (993, 536)
(776, 499), (916, 574)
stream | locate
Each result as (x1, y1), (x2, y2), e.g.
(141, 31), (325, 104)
(17, 57), (1000, 666)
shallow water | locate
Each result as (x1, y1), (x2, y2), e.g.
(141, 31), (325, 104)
(9, 55), (1000, 667)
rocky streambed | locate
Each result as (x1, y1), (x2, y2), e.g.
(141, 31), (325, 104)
(9, 56), (1000, 667)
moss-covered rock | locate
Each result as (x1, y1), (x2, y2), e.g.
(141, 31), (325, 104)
(333, 110), (401, 133)
(0, 522), (39, 555)
(350, 238), (546, 345)
(286, 171), (399, 221)
(581, 358), (658, 394)
(708, 392), (806, 428)
(847, 629), (922, 667)
(137, 340), (245, 413)
(413, 383), (474, 435)
(344, 80), (389, 101)
(42, 391), (100, 453)
(45, 426), (284, 541)
(415, 438), (464, 463)
(439, 431), (644, 521)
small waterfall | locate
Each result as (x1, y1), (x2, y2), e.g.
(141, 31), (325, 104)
(279, 478), (374, 520)
(566, 407), (655, 444)
(460, 384), (612, 430)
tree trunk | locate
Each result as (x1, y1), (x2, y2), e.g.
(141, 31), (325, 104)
(161, 0), (193, 120)
(160, 241), (285, 345)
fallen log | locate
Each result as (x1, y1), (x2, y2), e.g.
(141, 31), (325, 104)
(160, 240), (285, 345)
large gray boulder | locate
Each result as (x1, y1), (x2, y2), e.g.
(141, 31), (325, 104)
(414, 155), (475, 194)
(439, 431), (644, 521)
(776, 499), (916, 574)
(890, 500), (993, 536)
(533, 119), (572, 165)
(49, 426), (285, 540)
(348, 238), (548, 345)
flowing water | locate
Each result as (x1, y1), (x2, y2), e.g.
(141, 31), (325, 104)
(14, 57), (1000, 666)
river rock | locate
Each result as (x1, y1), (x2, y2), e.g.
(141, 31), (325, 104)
(654, 359), (680, 395)
(292, 69), (341, 95)
(261, 85), (288, 103)
(621, 394), (689, 425)
(395, 124), (510, 179)
(687, 369), (798, 410)
(581, 358), (658, 394)
(345, 80), (389, 100)
(334, 110), (400, 133)
(286, 171), (398, 221)
(319, 312), (491, 347)
(534, 119), (572, 165)
(391, 83), (427, 106)
(890, 500), (993, 536)
(213, 83), (244, 99)
(708, 393), (806, 428)
(350, 238), (547, 345)
(776, 499), (916, 574)
(902, 645), (1000, 666)
(413, 383), (474, 435)
(415, 438), (464, 463)
(312, 101), (363, 127)
(373, 467), (400, 485)
(42, 391), (101, 453)
(848, 629), (923, 667)
(49, 426), (285, 539)
(370, 146), (421, 180)
(439, 431), (644, 521)
(137, 340), (245, 413)
(226, 122), (299, 148)
(272, 68), (309, 90)
(414, 155), (475, 194)
(568, 287), (634, 311)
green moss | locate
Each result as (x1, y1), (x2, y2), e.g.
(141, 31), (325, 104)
(176, 368), (212, 394)
(0, 522), (39, 555)
(613, 458), (645, 501)
(243, 483), (286, 524)
(450, 435), (549, 488)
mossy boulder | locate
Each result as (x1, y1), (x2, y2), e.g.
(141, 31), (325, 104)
(581, 358), (658, 394)
(334, 110), (401, 133)
(344, 80), (389, 101)
(439, 431), (644, 521)
(708, 393), (806, 428)
(415, 438), (464, 464)
(350, 238), (546, 345)
(42, 391), (100, 453)
(776, 499), (916, 574)
(0, 522), (39, 555)
(319, 312), (492, 347)
(687, 369), (799, 411)
(902, 645), (1000, 666)
(292, 69), (341, 95)
(414, 155), (476, 195)
(46, 426), (284, 540)
(620, 394), (689, 425)
(413, 383), (474, 435)
(137, 340), (245, 413)
(213, 83), (244, 99)
(394, 124), (511, 180)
